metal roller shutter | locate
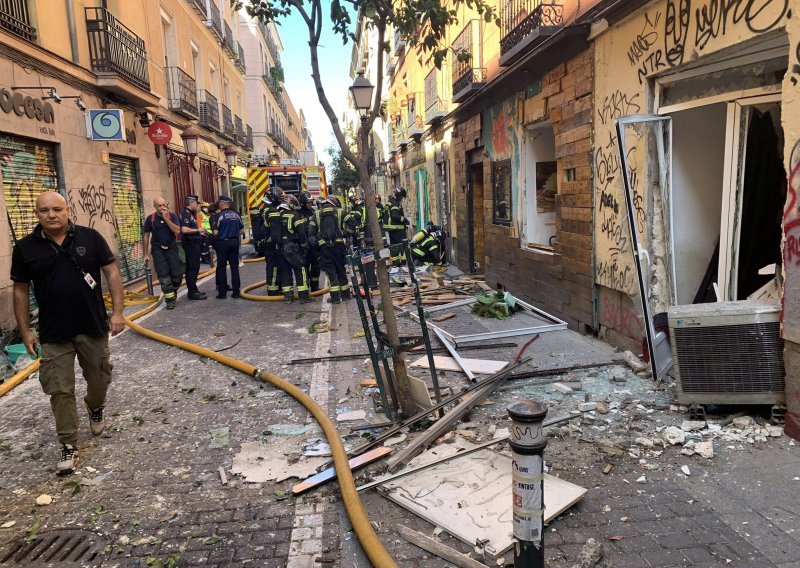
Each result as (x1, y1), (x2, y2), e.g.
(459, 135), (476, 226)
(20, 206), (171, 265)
(109, 156), (145, 282)
(1, 135), (59, 245)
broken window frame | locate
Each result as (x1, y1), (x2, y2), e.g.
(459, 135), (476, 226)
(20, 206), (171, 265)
(521, 122), (558, 250)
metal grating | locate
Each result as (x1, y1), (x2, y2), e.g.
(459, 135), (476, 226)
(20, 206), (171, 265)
(0, 529), (109, 565)
(673, 322), (785, 394)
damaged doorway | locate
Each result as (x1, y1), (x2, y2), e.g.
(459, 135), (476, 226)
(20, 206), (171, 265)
(669, 96), (785, 304)
(466, 151), (485, 273)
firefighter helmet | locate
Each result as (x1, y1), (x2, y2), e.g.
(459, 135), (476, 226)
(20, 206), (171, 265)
(326, 195), (342, 208)
(285, 194), (300, 209)
(394, 187), (407, 200)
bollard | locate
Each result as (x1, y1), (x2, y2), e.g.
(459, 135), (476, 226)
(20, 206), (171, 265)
(507, 399), (548, 567)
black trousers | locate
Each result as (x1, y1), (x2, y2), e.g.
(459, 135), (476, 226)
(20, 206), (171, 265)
(183, 240), (202, 294)
(215, 239), (240, 293)
(319, 243), (348, 296)
(278, 243), (309, 294)
(264, 242), (281, 296)
(306, 246), (321, 291)
(388, 229), (407, 246)
(151, 242), (183, 300)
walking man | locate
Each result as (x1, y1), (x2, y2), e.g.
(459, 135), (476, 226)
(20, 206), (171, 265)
(179, 195), (207, 300)
(213, 195), (244, 299)
(11, 191), (125, 474)
(143, 196), (182, 310)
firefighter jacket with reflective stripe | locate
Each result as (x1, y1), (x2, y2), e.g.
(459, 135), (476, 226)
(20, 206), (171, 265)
(385, 197), (407, 231)
(263, 205), (283, 244)
(313, 206), (345, 246)
(280, 209), (306, 244)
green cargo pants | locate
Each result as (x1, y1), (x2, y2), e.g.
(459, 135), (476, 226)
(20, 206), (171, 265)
(39, 334), (112, 446)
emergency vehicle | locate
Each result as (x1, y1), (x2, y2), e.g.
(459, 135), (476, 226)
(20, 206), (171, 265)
(246, 158), (327, 253)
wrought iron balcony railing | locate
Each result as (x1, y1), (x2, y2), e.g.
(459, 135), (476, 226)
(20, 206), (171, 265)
(245, 125), (254, 150)
(0, 0), (37, 41)
(499, 0), (564, 66)
(424, 66), (449, 125)
(223, 21), (236, 58)
(265, 29), (280, 66)
(235, 42), (246, 73)
(165, 67), (198, 118)
(85, 7), (150, 91)
(407, 93), (424, 138)
(393, 28), (406, 56)
(186, 0), (206, 18)
(452, 19), (486, 103)
(234, 115), (245, 145)
(206, 2), (223, 40)
(221, 103), (235, 140)
(198, 90), (220, 132)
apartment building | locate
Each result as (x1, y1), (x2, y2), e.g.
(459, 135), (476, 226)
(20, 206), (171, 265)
(0, 0), (251, 326)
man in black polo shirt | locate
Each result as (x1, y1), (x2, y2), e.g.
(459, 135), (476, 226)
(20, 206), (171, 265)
(11, 191), (125, 475)
(179, 195), (207, 301)
(143, 196), (182, 309)
(213, 195), (244, 299)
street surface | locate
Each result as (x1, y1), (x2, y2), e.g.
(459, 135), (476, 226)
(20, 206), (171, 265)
(1, 263), (799, 567)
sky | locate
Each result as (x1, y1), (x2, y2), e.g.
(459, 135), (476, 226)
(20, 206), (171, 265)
(276, 10), (355, 167)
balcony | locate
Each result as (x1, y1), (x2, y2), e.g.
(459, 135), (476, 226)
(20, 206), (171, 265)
(424, 67), (449, 125)
(221, 104), (235, 140)
(392, 124), (409, 151)
(165, 67), (198, 118)
(264, 29), (281, 66)
(235, 42), (246, 73)
(245, 124), (254, 151)
(223, 21), (236, 59)
(0, 0), (37, 41)
(386, 55), (396, 77)
(499, 0), (564, 67)
(234, 115), (245, 146)
(186, 0), (206, 18)
(452, 20), (486, 103)
(393, 28), (406, 56)
(198, 90), (220, 132)
(206, 2), (223, 40)
(85, 8), (150, 94)
(406, 93), (424, 140)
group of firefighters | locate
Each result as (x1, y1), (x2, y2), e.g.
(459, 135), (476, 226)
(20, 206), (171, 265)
(254, 186), (448, 304)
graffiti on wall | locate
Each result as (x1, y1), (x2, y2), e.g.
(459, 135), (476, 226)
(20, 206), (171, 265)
(593, 0), (789, 332)
(1, 137), (58, 240)
(601, 293), (644, 339)
(68, 184), (113, 229)
(482, 100), (522, 220)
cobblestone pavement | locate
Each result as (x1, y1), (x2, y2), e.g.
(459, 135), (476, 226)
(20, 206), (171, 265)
(1, 262), (799, 567)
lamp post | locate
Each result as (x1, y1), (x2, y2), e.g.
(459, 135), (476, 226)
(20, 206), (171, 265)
(181, 126), (200, 157)
(347, 71), (415, 416)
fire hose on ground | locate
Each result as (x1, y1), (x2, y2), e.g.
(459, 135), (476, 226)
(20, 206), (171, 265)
(1, 268), (397, 567)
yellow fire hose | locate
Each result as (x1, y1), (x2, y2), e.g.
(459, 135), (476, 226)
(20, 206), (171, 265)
(2, 267), (398, 566)
(240, 281), (330, 301)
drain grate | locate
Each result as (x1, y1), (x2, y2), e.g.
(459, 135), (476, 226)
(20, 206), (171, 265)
(0, 529), (109, 566)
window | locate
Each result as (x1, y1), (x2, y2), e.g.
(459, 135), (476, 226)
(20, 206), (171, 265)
(523, 124), (557, 247)
(492, 159), (512, 225)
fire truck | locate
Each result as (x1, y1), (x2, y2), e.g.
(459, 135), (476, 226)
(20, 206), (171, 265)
(246, 157), (327, 254)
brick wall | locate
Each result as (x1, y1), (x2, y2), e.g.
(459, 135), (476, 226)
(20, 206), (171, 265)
(483, 47), (596, 333)
(451, 115), (482, 271)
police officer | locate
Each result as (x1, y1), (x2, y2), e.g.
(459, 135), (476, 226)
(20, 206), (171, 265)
(213, 195), (244, 299)
(261, 190), (283, 296)
(296, 191), (320, 292)
(313, 195), (350, 303)
(386, 187), (409, 246)
(179, 195), (207, 301)
(276, 194), (311, 303)
(410, 222), (447, 266)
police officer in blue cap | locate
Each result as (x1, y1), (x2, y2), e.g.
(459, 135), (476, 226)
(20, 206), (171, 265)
(179, 195), (207, 301)
(213, 195), (244, 299)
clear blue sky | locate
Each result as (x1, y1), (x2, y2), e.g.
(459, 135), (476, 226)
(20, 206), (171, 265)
(277, 10), (354, 167)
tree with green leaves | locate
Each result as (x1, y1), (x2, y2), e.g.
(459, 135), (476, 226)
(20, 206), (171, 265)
(241, 0), (497, 421)
(326, 144), (361, 194)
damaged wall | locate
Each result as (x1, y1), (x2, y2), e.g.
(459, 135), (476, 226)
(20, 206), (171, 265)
(592, 0), (790, 344)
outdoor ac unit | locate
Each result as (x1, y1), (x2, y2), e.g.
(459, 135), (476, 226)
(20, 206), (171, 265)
(668, 300), (785, 406)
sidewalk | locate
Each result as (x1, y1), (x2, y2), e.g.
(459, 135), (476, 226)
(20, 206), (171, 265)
(0, 263), (798, 567)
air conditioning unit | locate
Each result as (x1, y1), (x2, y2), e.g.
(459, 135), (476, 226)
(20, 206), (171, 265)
(668, 300), (785, 406)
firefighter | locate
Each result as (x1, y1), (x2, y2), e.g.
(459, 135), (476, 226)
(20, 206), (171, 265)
(276, 194), (310, 304)
(297, 191), (320, 292)
(261, 190), (283, 296)
(374, 193), (387, 244)
(386, 187), (409, 245)
(313, 195), (351, 303)
(343, 194), (365, 250)
(410, 222), (447, 266)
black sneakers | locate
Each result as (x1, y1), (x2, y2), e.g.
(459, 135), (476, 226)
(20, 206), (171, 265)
(57, 444), (77, 474)
(188, 292), (207, 300)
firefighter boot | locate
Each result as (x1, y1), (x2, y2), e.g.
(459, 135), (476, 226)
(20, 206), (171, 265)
(299, 290), (312, 304)
(340, 286), (352, 301)
(284, 292), (294, 304)
(328, 291), (341, 304)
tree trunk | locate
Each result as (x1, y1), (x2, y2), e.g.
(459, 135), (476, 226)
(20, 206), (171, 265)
(357, 123), (415, 417)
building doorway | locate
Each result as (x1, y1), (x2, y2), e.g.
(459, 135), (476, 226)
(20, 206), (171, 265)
(466, 153), (485, 273)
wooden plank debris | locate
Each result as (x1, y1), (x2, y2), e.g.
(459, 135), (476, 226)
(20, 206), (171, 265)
(409, 375), (433, 411)
(291, 447), (393, 495)
(409, 355), (507, 375)
(431, 312), (457, 322)
(396, 526), (488, 568)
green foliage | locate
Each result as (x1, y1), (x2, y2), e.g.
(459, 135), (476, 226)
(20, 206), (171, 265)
(270, 65), (285, 84)
(471, 290), (518, 320)
(326, 145), (361, 192)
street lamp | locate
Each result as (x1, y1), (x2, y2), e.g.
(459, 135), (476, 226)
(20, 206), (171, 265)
(181, 125), (200, 156)
(224, 146), (238, 167)
(349, 71), (375, 116)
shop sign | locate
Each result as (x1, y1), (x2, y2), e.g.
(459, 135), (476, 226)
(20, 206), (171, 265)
(148, 121), (172, 145)
(0, 88), (55, 123)
(86, 109), (126, 141)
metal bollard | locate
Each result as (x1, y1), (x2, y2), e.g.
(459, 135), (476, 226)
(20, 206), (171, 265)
(507, 399), (548, 567)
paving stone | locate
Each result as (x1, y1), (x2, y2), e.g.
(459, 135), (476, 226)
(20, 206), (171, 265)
(642, 547), (689, 567)
(652, 532), (700, 549)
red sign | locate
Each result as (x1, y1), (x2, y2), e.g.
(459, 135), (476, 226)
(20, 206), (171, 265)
(147, 121), (172, 145)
